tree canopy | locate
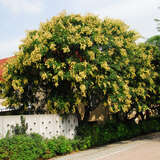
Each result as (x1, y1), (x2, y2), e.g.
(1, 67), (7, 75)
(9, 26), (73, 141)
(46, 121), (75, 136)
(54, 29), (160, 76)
(0, 13), (158, 122)
(145, 35), (160, 108)
(146, 35), (160, 49)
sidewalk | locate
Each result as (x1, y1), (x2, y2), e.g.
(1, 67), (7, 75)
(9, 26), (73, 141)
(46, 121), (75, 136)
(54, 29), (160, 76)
(51, 132), (160, 160)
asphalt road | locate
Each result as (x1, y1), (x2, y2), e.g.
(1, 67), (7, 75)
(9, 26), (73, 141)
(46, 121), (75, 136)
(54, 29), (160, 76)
(52, 132), (160, 160)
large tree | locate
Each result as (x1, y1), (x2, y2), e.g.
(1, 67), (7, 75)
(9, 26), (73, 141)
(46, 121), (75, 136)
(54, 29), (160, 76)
(0, 13), (157, 123)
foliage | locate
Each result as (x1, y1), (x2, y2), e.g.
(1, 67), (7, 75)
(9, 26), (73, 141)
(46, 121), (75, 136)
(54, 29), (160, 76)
(76, 136), (92, 150)
(76, 118), (160, 147)
(0, 134), (48, 160)
(46, 138), (57, 157)
(145, 36), (160, 114)
(48, 136), (73, 155)
(0, 118), (160, 160)
(146, 35), (160, 48)
(0, 12), (158, 122)
(29, 133), (53, 159)
(11, 115), (28, 135)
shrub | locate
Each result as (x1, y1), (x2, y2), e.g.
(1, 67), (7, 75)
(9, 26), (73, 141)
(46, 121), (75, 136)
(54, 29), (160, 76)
(76, 136), (92, 150)
(46, 136), (73, 155)
(0, 134), (47, 160)
(11, 116), (28, 135)
(0, 118), (160, 160)
(54, 136), (73, 155)
(29, 133), (49, 158)
(116, 123), (129, 140)
(127, 122), (142, 138)
(0, 138), (10, 160)
(76, 118), (160, 148)
(141, 118), (160, 134)
(46, 138), (57, 157)
(102, 128), (114, 144)
(151, 119), (160, 131)
(70, 138), (80, 151)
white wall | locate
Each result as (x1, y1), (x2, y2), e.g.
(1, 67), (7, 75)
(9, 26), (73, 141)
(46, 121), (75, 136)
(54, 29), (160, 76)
(0, 114), (78, 139)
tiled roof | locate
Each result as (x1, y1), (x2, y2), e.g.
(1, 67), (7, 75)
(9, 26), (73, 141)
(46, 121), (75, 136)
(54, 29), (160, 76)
(0, 56), (15, 81)
(0, 57), (15, 112)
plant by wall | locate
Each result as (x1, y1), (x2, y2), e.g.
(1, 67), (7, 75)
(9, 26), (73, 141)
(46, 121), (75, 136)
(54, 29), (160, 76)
(11, 116), (28, 135)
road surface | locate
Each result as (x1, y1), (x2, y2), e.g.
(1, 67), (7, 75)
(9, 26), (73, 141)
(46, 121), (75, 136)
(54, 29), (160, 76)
(52, 132), (160, 160)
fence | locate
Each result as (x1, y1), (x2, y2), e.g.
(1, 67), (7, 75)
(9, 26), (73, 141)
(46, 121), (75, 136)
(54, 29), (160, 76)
(0, 114), (78, 139)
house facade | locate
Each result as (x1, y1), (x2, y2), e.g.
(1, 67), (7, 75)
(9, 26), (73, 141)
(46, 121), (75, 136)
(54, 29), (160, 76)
(0, 57), (14, 113)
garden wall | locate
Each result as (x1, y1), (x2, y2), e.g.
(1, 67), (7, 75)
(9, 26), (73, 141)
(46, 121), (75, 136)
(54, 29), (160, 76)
(0, 114), (78, 139)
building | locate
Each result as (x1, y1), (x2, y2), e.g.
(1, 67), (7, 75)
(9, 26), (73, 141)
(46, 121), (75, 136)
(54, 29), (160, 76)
(0, 57), (15, 113)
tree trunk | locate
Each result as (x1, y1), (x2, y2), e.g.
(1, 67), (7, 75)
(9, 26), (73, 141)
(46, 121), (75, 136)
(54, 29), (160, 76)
(75, 107), (82, 124)
(83, 107), (90, 122)
(76, 106), (90, 125)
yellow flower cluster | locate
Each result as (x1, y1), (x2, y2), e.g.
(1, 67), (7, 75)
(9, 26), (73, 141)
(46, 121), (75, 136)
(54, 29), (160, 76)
(135, 86), (145, 96)
(12, 80), (24, 94)
(101, 62), (110, 71)
(107, 97), (112, 106)
(50, 43), (56, 51)
(94, 35), (104, 44)
(79, 71), (86, 79)
(58, 71), (64, 80)
(43, 31), (52, 40)
(109, 106), (114, 113)
(96, 75), (105, 87)
(34, 80), (38, 85)
(124, 58), (130, 65)
(75, 74), (82, 82)
(41, 72), (48, 80)
(81, 26), (92, 35)
(104, 102), (107, 107)
(129, 66), (136, 78)
(120, 48), (127, 57)
(123, 84), (131, 99)
(55, 82), (59, 87)
(53, 75), (58, 81)
(88, 51), (95, 60)
(23, 78), (28, 84)
(63, 46), (70, 53)
(113, 82), (119, 94)
(54, 101), (58, 107)
(2, 99), (9, 106)
(114, 103), (119, 112)
(86, 38), (93, 47)
(92, 65), (98, 71)
(140, 68), (150, 80)
(52, 74), (59, 87)
(80, 43), (86, 50)
(30, 47), (42, 63)
(125, 99), (131, 105)
(122, 105), (129, 112)
(80, 84), (86, 97)
(75, 97), (81, 105)
(114, 37), (123, 48)
(108, 49), (114, 56)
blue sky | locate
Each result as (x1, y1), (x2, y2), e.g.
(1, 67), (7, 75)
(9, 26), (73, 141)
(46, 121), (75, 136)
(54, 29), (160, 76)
(0, 0), (160, 59)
